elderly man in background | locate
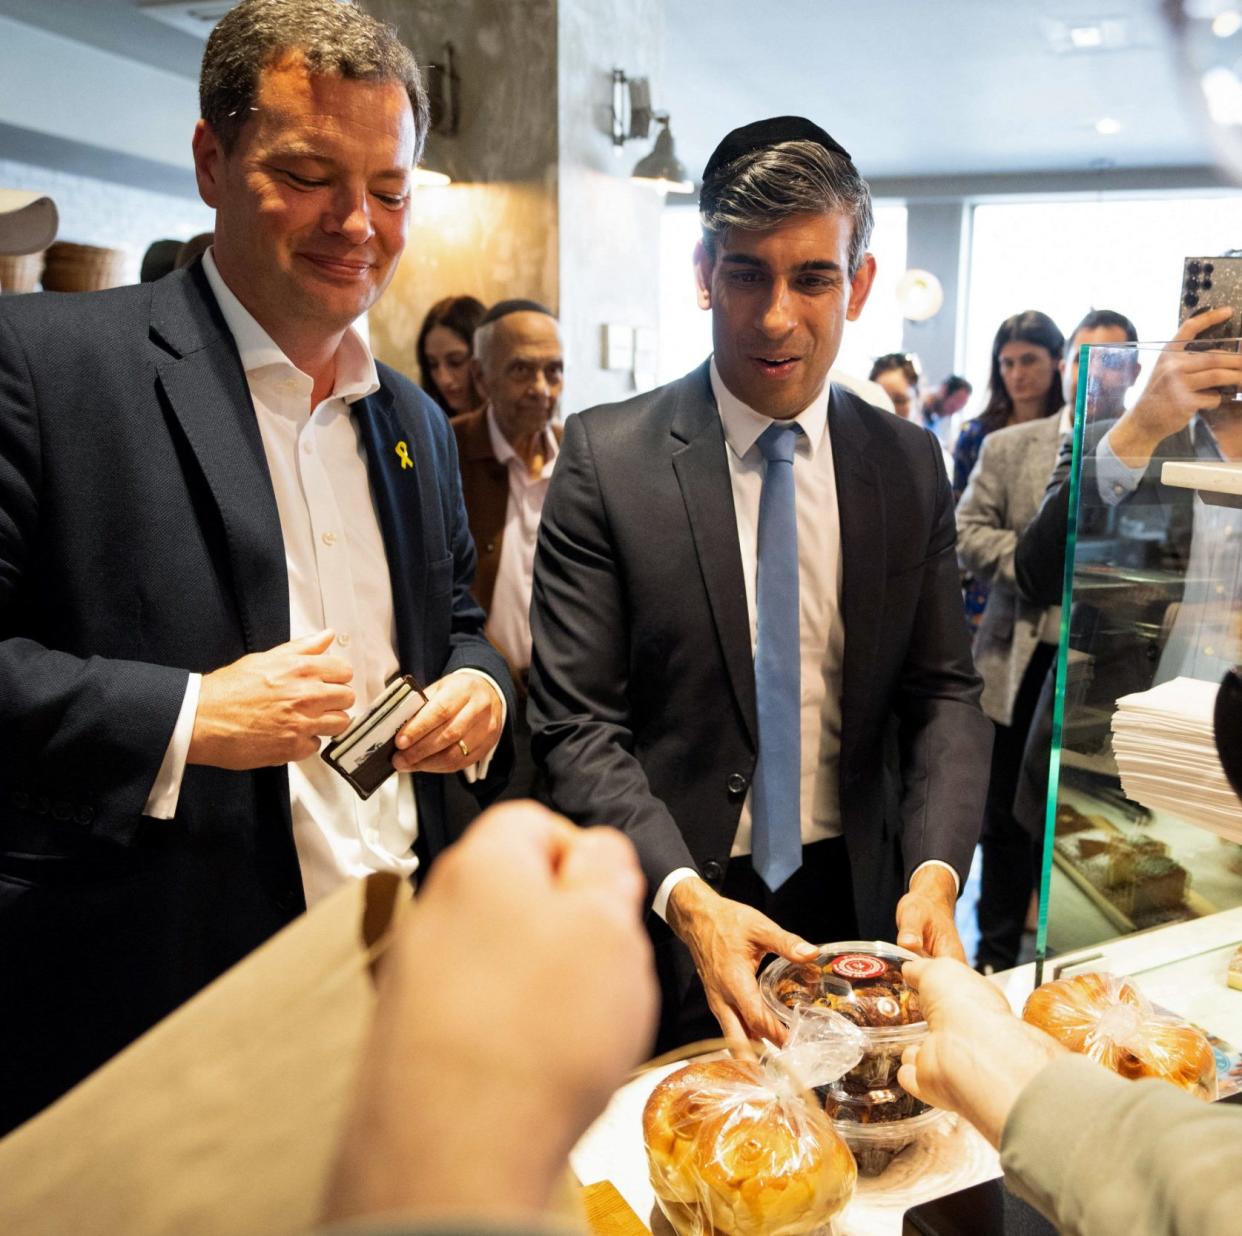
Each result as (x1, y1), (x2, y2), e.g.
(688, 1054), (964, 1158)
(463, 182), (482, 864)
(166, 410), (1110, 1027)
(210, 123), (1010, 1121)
(452, 300), (564, 799)
(0, 0), (514, 1135)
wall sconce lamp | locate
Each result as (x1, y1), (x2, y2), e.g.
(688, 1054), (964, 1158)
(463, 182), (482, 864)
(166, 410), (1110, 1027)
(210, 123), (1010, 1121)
(611, 68), (694, 195)
(413, 41), (460, 187)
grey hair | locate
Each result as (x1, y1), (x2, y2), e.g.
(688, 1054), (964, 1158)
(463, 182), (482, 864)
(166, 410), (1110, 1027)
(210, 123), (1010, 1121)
(472, 319), (501, 373)
(700, 140), (874, 278)
(200, 0), (429, 160)
(473, 313), (561, 374)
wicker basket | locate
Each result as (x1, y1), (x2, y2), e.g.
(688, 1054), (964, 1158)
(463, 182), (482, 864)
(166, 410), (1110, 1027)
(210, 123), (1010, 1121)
(40, 241), (126, 292)
(0, 250), (45, 293)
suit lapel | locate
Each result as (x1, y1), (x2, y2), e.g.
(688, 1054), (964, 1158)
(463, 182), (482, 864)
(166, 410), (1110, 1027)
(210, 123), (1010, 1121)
(829, 387), (885, 769)
(353, 383), (432, 681)
(151, 268), (289, 654)
(669, 366), (757, 745)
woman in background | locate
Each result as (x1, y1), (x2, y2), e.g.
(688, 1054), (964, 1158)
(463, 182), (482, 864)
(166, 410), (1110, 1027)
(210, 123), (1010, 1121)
(954, 311), (1065, 633)
(417, 295), (486, 417)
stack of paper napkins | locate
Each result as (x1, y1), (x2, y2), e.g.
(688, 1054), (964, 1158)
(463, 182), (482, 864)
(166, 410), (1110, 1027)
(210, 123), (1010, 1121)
(1111, 676), (1242, 845)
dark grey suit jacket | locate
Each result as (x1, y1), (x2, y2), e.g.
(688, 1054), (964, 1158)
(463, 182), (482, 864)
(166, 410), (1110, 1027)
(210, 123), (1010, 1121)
(528, 363), (990, 940)
(0, 263), (514, 1133)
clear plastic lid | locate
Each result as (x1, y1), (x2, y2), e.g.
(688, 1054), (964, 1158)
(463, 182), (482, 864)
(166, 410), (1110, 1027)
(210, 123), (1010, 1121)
(760, 941), (926, 1043)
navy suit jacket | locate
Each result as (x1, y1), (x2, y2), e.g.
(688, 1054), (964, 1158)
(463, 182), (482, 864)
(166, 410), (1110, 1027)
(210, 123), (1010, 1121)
(0, 263), (514, 1132)
(528, 365), (990, 1032)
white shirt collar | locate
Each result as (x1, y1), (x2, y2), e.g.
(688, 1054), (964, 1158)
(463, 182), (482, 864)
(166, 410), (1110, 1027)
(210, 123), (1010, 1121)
(485, 403), (558, 475)
(201, 247), (380, 404)
(709, 356), (830, 461)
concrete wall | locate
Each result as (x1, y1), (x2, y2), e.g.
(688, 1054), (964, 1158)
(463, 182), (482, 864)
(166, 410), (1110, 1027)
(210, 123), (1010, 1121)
(556, 0), (666, 413)
(901, 202), (968, 384)
(363, 0), (559, 382)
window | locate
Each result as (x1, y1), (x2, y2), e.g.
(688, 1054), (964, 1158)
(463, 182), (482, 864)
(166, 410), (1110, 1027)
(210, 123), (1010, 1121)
(962, 194), (1242, 400)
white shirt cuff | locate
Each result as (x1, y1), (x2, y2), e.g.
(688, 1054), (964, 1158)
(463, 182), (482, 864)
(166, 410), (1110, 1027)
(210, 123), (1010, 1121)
(1096, 433), (1146, 505)
(912, 858), (961, 897)
(143, 672), (200, 819)
(448, 668), (507, 783)
(652, 867), (700, 922)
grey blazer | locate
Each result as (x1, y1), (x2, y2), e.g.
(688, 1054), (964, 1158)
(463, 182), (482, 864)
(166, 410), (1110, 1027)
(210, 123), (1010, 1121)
(956, 415), (1063, 726)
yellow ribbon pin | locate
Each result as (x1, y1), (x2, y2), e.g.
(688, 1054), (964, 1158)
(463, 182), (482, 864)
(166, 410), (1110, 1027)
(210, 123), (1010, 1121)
(394, 440), (413, 470)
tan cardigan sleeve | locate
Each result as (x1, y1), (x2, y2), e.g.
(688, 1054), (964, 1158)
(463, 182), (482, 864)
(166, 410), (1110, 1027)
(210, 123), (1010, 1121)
(1000, 1052), (1242, 1236)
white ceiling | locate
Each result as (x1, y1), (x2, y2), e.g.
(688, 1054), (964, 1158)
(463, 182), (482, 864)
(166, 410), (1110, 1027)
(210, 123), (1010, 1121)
(659, 0), (1213, 182)
(0, 0), (1219, 181)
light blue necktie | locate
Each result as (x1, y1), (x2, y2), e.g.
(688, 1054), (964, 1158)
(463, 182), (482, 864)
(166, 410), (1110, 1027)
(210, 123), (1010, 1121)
(752, 421), (803, 892)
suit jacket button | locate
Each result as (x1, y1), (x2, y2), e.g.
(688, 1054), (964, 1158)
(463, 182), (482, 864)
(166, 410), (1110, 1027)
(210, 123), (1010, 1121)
(726, 772), (749, 796)
(52, 801), (72, 821)
(35, 795), (50, 816)
(12, 791), (30, 810)
(74, 806), (95, 826)
(702, 860), (724, 883)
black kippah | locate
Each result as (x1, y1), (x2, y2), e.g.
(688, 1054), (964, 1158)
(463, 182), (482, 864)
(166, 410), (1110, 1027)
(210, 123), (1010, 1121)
(701, 116), (852, 186)
(479, 298), (555, 326)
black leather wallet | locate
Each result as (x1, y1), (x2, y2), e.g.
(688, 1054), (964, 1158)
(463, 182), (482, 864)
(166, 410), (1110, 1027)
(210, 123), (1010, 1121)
(321, 674), (429, 800)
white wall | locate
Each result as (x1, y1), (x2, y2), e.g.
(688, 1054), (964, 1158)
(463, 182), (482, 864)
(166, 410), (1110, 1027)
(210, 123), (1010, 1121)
(0, 157), (213, 286)
(0, 14), (199, 172)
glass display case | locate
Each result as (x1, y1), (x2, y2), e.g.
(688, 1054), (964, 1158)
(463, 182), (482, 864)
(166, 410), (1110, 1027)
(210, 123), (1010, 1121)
(1035, 338), (1242, 1058)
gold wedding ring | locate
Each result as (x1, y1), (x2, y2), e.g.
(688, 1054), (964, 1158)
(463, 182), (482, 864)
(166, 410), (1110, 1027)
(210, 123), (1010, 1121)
(457, 739), (470, 758)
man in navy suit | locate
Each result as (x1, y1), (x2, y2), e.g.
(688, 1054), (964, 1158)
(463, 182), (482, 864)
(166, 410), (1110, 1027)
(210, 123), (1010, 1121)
(529, 118), (990, 1050)
(0, 0), (513, 1133)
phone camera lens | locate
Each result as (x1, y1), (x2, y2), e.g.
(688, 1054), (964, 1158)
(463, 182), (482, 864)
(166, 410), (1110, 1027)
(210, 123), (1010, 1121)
(1187, 276), (1201, 290)
(1189, 261), (1203, 275)
(1202, 278), (1213, 290)
(1185, 292), (1200, 307)
(1204, 263), (1215, 275)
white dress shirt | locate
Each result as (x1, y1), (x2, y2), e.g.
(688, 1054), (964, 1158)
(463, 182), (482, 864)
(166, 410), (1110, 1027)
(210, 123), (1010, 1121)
(143, 249), (498, 905)
(653, 359), (957, 919)
(482, 406), (558, 672)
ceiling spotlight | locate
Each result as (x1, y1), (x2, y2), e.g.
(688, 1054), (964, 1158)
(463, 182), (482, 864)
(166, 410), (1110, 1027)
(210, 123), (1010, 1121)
(1095, 116), (1123, 135)
(1069, 24), (1106, 48)
(1213, 10), (1242, 38)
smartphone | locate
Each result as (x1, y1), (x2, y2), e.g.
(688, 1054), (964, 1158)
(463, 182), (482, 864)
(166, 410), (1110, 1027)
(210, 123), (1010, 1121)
(1180, 254), (1242, 400)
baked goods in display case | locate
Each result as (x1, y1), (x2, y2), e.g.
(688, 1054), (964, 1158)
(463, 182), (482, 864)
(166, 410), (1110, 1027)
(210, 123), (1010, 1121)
(1022, 971), (1217, 1100)
(1052, 803), (1193, 930)
(642, 1057), (857, 1236)
(1228, 943), (1242, 991)
(759, 941), (952, 1175)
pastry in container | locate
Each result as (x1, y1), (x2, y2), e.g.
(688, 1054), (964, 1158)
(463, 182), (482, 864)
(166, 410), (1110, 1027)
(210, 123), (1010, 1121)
(643, 1057), (857, 1236)
(1022, 971), (1217, 1100)
(760, 941), (947, 1174)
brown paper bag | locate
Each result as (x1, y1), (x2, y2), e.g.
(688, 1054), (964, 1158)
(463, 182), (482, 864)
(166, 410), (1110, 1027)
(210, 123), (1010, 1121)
(0, 871), (410, 1236)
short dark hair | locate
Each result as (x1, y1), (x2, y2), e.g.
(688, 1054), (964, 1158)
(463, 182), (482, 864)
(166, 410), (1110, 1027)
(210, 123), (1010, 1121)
(200, 0), (428, 159)
(977, 310), (1066, 433)
(1068, 308), (1138, 347)
(699, 140), (874, 278)
(417, 295), (486, 414)
(943, 374), (972, 397)
(870, 352), (920, 387)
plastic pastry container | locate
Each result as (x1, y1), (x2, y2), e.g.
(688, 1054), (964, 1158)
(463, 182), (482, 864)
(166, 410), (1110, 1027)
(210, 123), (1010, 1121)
(760, 941), (942, 1174)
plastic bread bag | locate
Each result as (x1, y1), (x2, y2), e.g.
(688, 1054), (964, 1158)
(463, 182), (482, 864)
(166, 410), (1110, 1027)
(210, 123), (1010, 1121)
(1022, 971), (1217, 1100)
(641, 1008), (864, 1236)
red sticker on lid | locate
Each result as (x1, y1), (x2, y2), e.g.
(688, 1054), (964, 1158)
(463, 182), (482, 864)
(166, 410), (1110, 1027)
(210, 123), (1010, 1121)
(830, 953), (887, 980)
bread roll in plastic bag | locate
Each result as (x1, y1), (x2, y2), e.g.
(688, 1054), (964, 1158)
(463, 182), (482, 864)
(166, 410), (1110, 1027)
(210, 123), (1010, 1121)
(642, 1008), (863, 1236)
(1022, 971), (1216, 1100)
